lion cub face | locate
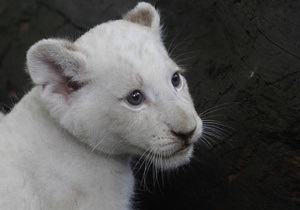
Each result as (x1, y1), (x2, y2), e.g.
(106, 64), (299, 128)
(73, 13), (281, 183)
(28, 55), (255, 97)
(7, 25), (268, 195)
(27, 3), (202, 169)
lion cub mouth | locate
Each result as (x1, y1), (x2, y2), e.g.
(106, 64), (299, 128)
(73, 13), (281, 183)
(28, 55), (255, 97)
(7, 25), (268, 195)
(145, 143), (193, 160)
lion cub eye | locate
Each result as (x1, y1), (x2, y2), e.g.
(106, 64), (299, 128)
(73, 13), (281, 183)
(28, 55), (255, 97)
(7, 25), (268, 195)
(171, 72), (181, 88)
(126, 90), (144, 106)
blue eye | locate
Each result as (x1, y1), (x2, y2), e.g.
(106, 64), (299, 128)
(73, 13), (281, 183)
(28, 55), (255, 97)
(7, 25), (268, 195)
(171, 72), (181, 88)
(126, 90), (144, 106)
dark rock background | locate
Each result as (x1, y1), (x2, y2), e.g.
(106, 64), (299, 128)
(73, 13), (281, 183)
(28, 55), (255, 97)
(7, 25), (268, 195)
(0, 0), (299, 209)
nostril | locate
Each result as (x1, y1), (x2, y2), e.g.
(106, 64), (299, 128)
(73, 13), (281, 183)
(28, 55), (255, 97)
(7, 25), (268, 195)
(171, 127), (196, 142)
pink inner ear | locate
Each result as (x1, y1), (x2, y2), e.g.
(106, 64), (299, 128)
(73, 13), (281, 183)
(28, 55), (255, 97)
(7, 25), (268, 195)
(28, 38), (87, 101)
(43, 61), (82, 99)
(48, 77), (82, 99)
(66, 77), (82, 93)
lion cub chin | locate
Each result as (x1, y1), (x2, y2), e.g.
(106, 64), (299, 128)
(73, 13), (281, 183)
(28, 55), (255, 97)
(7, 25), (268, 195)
(0, 2), (202, 209)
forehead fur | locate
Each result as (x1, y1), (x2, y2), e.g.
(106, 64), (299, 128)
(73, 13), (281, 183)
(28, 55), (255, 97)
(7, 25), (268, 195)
(74, 20), (175, 82)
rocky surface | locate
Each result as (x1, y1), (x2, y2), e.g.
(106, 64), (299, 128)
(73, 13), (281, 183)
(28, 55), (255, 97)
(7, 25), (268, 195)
(0, 0), (299, 209)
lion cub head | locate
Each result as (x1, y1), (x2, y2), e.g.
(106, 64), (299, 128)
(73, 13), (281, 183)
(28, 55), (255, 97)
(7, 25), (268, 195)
(26, 2), (202, 169)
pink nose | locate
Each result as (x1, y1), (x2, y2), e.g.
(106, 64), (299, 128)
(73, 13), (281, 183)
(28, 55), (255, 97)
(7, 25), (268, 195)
(171, 127), (196, 143)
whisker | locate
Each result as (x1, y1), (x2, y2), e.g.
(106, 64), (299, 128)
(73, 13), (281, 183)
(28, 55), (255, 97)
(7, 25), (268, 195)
(200, 107), (230, 118)
(154, 154), (164, 195)
(185, 161), (200, 176)
(132, 147), (153, 173)
(175, 55), (200, 66)
(190, 154), (207, 166)
(134, 148), (154, 191)
(160, 153), (166, 188)
(172, 50), (205, 64)
(202, 119), (232, 125)
(199, 135), (214, 148)
(167, 24), (186, 53)
(142, 146), (159, 191)
(90, 138), (106, 153)
(202, 130), (227, 142)
(203, 124), (233, 135)
(169, 33), (194, 57)
(152, 151), (160, 189)
(202, 122), (234, 132)
(141, 158), (152, 191)
(201, 114), (228, 119)
(199, 103), (233, 117)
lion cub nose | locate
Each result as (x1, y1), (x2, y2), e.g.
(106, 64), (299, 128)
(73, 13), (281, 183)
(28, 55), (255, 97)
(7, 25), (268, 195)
(171, 127), (196, 143)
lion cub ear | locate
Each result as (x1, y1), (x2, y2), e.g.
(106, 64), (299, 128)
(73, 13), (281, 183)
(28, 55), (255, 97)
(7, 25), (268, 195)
(26, 39), (87, 100)
(123, 2), (160, 33)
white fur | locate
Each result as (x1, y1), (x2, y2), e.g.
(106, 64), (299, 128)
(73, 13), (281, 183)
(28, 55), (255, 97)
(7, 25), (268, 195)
(0, 2), (202, 209)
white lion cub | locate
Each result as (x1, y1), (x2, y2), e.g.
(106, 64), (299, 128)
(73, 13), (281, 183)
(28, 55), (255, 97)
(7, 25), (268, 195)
(0, 2), (202, 210)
